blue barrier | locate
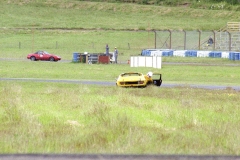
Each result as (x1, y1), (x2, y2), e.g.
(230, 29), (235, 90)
(229, 52), (240, 60)
(209, 51), (222, 58)
(140, 49), (237, 60)
(162, 50), (174, 57)
(141, 49), (152, 56)
(72, 52), (80, 62)
(229, 52), (235, 60)
(235, 52), (240, 60)
(185, 50), (197, 57)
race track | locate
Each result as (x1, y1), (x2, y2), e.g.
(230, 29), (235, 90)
(1, 77), (240, 91)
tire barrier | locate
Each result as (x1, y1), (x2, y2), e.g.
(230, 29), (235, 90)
(72, 52), (80, 62)
(141, 49), (240, 60)
(72, 52), (87, 63)
(87, 54), (99, 64)
(185, 50), (197, 57)
(72, 53), (110, 64)
(229, 52), (240, 60)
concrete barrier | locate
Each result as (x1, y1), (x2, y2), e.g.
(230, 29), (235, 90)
(130, 56), (162, 69)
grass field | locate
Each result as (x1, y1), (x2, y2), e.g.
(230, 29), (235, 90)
(1, 60), (240, 85)
(0, 29), (155, 61)
(1, 81), (240, 154)
(1, 59), (240, 154)
(1, 0), (240, 155)
(1, 1), (238, 30)
(0, 0), (239, 60)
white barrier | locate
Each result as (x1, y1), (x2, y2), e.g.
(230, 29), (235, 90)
(153, 56), (162, 68)
(197, 51), (211, 57)
(142, 49), (231, 58)
(222, 52), (229, 58)
(173, 50), (186, 57)
(130, 56), (162, 69)
(150, 50), (162, 56)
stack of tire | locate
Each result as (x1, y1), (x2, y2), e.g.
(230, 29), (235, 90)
(88, 54), (98, 64)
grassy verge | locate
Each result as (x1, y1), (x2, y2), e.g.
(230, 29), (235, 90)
(1, 60), (240, 86)
(0, 81), (239, 154)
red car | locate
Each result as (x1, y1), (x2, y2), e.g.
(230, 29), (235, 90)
(27, 51), (61, 62)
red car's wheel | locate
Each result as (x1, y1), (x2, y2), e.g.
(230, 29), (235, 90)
(49, 57), (55, 61)
(30, 56), (36, 61)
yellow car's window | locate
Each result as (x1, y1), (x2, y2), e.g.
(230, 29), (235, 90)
(122, 73), (141, 77)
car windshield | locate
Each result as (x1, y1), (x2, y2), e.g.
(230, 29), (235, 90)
(122, 73), (141, 77)
(35, 51), (50, 54)
(43, 51), (49, 54)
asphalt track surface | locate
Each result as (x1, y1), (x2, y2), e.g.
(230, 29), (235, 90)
(1, 58), (240, 90)
(1, 77), (240, 91)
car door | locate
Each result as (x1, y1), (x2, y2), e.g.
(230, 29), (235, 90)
(42, 52), (50, 61)
(152, 73), (162, 86)
(37, 51), (45, 60)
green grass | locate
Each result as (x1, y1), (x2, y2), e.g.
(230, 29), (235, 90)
(0, 1), (239, 30)
(1, 0), (240, 155)
(0, 0), (239, 60)
(0, 30), (154, 60)
(1, 60), (240, 86)
(0, 82), (240, 154)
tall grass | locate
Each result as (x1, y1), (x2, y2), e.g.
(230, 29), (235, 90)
(0, 82), (239, 154)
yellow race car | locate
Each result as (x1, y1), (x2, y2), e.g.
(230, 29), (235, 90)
(116, 72), (162, 87)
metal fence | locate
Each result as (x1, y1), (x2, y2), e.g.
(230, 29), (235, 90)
(154, 30), (240, 51)
(0, 28), (239, 59)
